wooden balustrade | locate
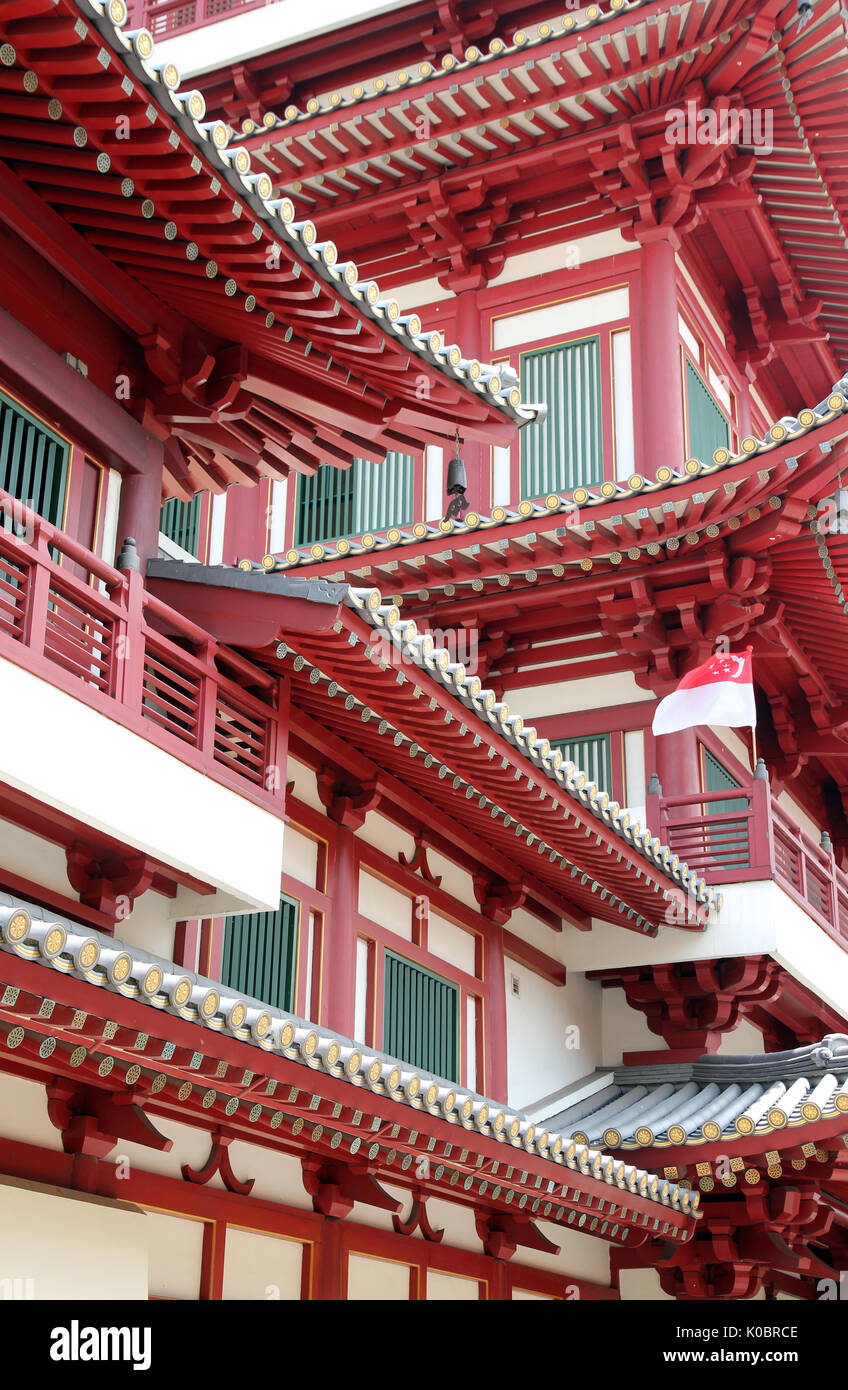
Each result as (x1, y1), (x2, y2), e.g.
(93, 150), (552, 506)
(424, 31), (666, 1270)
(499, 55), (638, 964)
(0, 491), (283, 812)
(648, 770), (848, 949)
(127, 0), (274, 37)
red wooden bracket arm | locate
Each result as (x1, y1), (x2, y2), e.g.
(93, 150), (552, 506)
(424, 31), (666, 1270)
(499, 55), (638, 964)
(46, 1082), (173, 1158)
(302, 1157), (403, 1219)
(398, 833), (443, 887)
(474, 1210), (561, 1261)
(183, 1127), (254, 1195)
(392, 1188), (445, 1242)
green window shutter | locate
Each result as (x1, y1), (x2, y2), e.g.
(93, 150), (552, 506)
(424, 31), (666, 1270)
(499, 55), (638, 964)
(160, 493), (203, 556)
(703, 749), (746, 812)
(383, 951), (459, 1082)
(0, 390), (69, 529)
(703, 749), (749, 867)
(551, 734), (612, 796)
(221, 894), (299, 1012)
(686, 361), (730, 463)
(295, 453), (415, 548)
(519, 336), (603, 499)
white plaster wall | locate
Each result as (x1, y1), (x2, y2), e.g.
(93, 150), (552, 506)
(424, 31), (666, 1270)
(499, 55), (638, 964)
(358, 869), (412, 939)
(775, 790), (823, 844)
(512, 1286), (556, 1299)
(427, 1269), (480, 1299)
(0, 1177), (148, 1299)
(0, 655), (284, 916)
(565, 879), (848, 1036)
(0, 1070), (63, 1150)
(505, 967), (602, 1112)
(428, 910), (476, 975)
(773, 887), (848, 1024)
(426, 851), (476, 908)
(566, 880), (778, 974)
(501, 1220), (611, 1287)
(503, 670), (648, 718)
(145, 1210), (204, 1300)
(488, 230), (633, 291)
(425, 1198), (481, 1253)
(601, 986), (661, 1067)
(109, 1115), (213, 1184)
(347, 1251), (410, 1299)
(115, 889), (176, 961)
(492, 286), (629, 352)
(506, 906), (567, 958)
(355, 809), (415, 863)
(619, 1267), (676, 1301)
(718, 1016), (764, 1055)
(287, 758), (324, 813)
(227, 1141), (313, 1210)
(222, 1227), (303, 1300)
(283, 825), (319, 889)
(0, 816), (76, 899)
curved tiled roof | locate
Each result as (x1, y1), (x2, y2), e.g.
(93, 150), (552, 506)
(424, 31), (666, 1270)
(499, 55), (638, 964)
(248, 373), (848, 574)
(233, 0), (663, 134)
(75, 0), (541, 429)
(0, 893), (700, 1221)
(546, 1037), (848, 1151)
(333, 584), (716, 909)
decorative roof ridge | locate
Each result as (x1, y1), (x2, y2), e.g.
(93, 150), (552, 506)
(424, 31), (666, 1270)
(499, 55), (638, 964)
(0, 892), (699, 1216)
(229, 0), (696, 137)
(69, 0), (540, 428)
(612, 1035), (848, 1087)
(248, 373), (848, 575)
(332, 583), (715, 908)
(544, 1038), (848, 1150)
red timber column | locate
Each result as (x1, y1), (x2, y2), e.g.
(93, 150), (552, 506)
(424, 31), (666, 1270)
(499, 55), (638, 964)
(654, 727), (701, 801)
(317, 769), (380, 1038)
(453, 288), (487, 511)
(313, 1217), (345, 1300)
(635, 229), (687, 480)
(116, 437), (164, 572)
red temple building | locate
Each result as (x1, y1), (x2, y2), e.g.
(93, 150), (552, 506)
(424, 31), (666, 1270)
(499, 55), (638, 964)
(2, 0), (848, 1303)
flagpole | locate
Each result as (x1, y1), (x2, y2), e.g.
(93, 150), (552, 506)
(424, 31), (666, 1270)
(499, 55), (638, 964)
(751, 723), (758, 772)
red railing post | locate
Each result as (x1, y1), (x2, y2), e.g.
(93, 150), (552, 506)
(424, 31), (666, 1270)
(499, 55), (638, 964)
(821, 831), (840, 930)
(119, 568), (146, 713)
(197, 638), (220, 767)
(21, 514), (52, 658)
(645, 771), (663, 839)
(749, 760), (774, 877)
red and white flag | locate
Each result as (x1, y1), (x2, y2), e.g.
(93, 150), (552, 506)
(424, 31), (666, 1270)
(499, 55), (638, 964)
(652, 649), (756, 736)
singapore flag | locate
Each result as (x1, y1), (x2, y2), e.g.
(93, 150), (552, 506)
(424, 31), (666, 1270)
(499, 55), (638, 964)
(652, 648), (756, 736)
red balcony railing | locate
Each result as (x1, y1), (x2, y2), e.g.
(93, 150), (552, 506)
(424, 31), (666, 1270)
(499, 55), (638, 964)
(126, 0), (277, 38)
(647, 774), (848, 948)
(0, 492), (283, 812)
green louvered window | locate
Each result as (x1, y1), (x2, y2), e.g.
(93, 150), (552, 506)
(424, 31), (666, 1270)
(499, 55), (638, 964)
(686, 361), (730, 464)
(383, 951), (459, 1082)
(160, 494), (202, 557)
(0, 390), (70, 529)
(294, 453), (415, 548)
(221, 894), (299, 1012)
(703, 749), (749, 866)
(519, 337), (603, 499)
(551, 734), (612, 796)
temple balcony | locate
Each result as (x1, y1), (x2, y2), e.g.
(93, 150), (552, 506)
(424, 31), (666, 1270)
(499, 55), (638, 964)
(559, 772), (848, 1032)
(0, 491), (285, 921)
